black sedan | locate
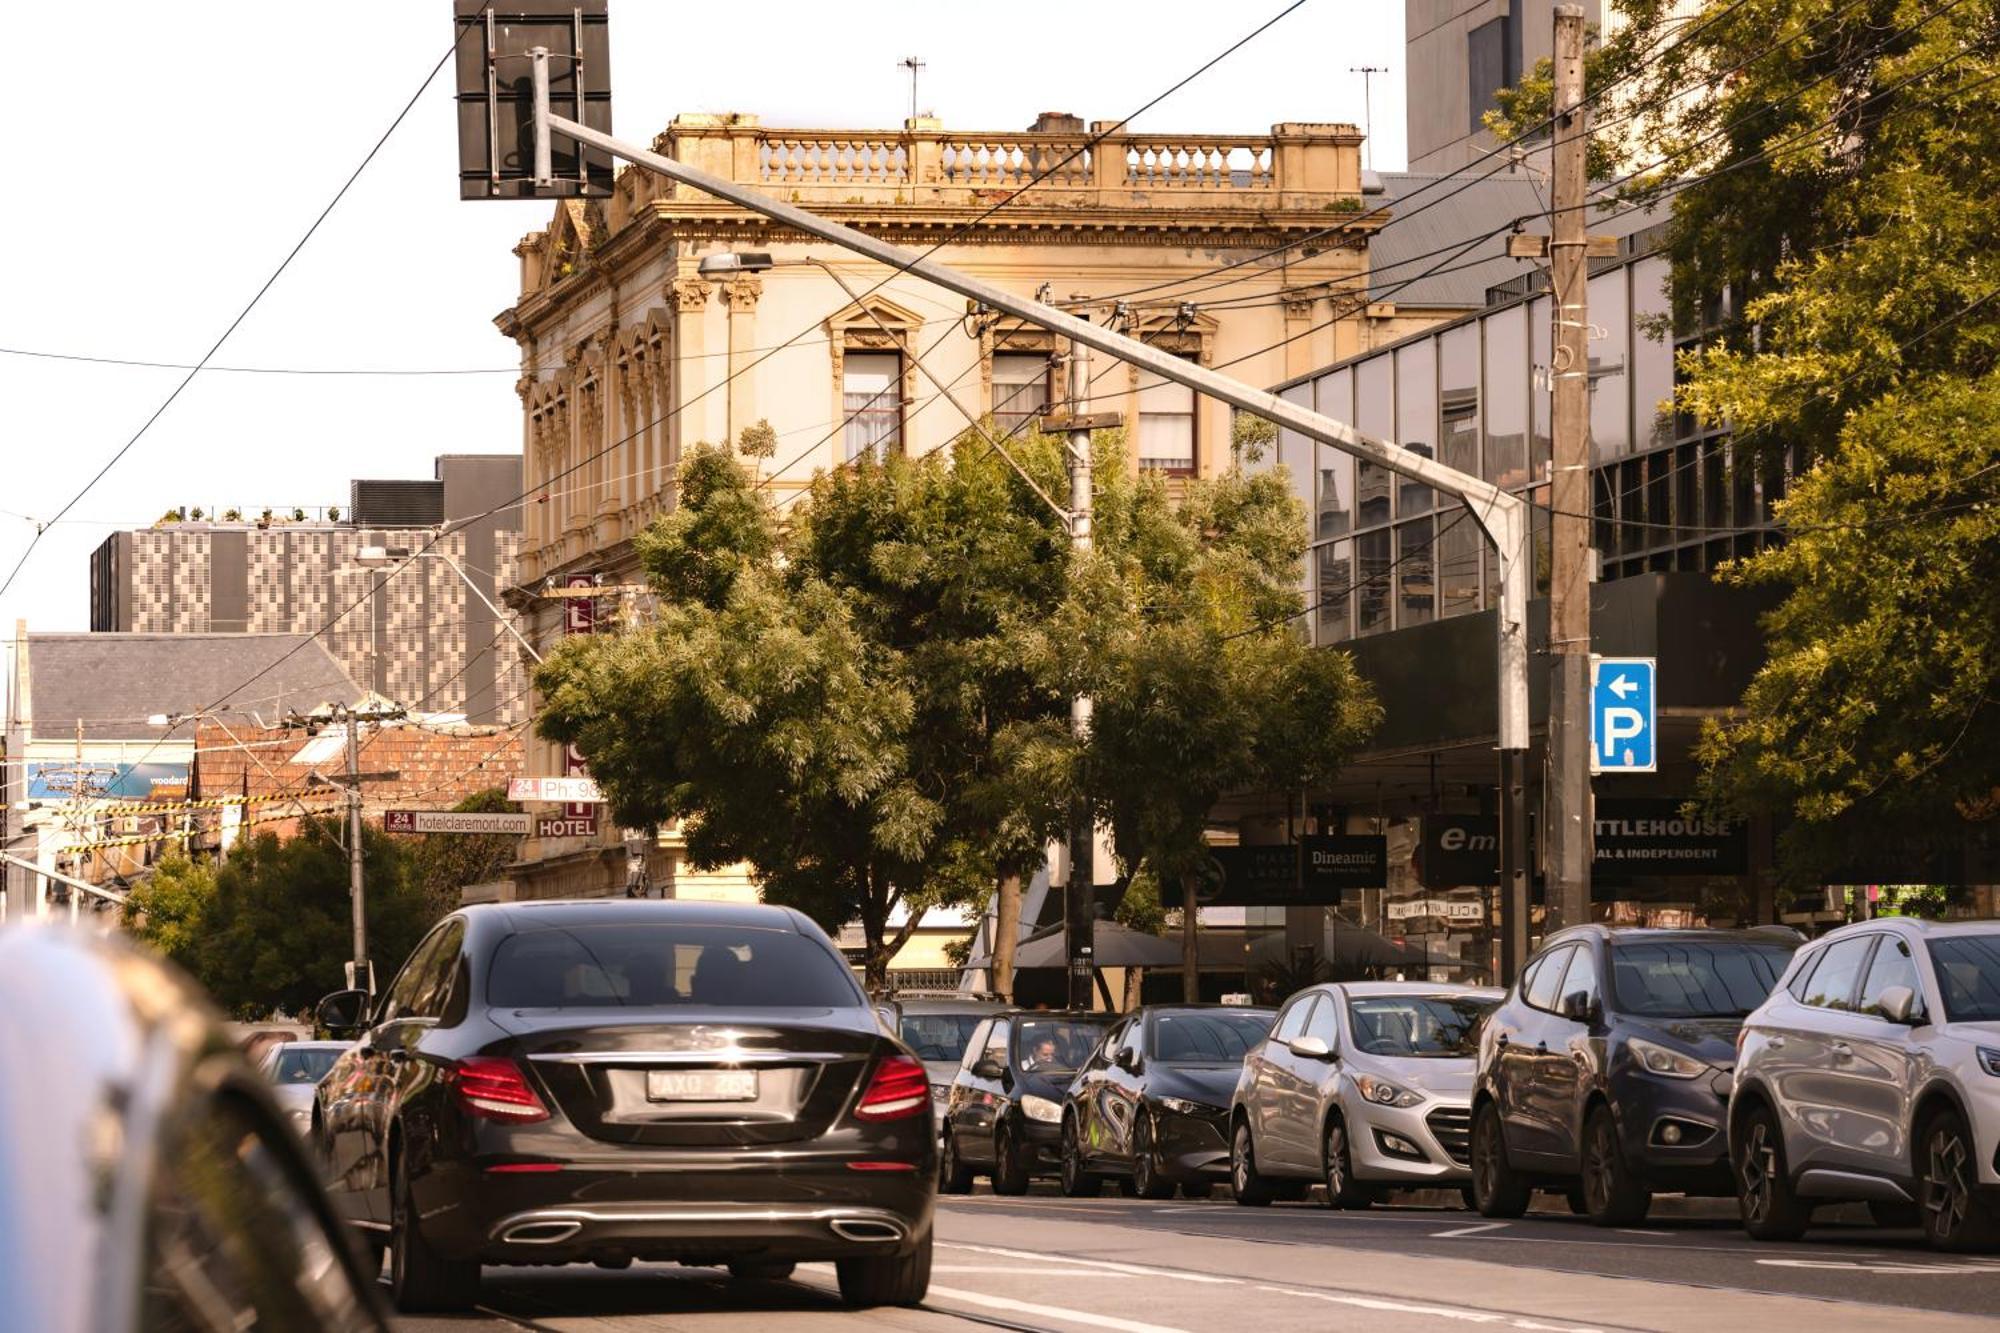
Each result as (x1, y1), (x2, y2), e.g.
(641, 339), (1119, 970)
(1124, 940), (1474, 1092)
(1063, 1005), (1276, 1198)
(312, 899), (936, 1313)
(938, 1010), (1114, 1194)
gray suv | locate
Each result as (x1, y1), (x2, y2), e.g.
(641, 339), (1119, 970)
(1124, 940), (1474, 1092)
(1731, 918), (2000, 1250)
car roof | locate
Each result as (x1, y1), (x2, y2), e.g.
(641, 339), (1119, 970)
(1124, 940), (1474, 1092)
(1545, 924), (1803, 948)
(471, 898), (814, 933)
(1132, 1003), (1277, 1017)
(1811, 916), (2000, 941)
(1330, 981), (1505, 999)
(894, 997), (1007, 1014)
(1002, 1009), (1111, 1024)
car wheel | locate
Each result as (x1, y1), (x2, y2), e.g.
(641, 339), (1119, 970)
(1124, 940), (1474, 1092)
(1180, 1180), (1215, 1200)
(1565, 1187), (1589, 1216)
(992, 1121), (1031, 1196)
(1733, 1102), (1810, 1241)
(1060, 1118), (1103, 1197)
(389, 1150), (480, 1313)
(1322, 1115), (1372, 1210)
(729, 1260), (797, 1282)
(939, 1132), (974, 1195)
(1470, 1102), (1530, 1219)
(835, 1230), (932, 1307)
(1230, 1118), (1276, 1207)
(1919, 1108), (2000, 1252)
(1132, 1117), (1176, 1200)
(1580, 1106), (1652, 1227)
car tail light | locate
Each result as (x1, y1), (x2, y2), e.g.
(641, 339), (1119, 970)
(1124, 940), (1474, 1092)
(450, 1057), (550, 1123)
(853, 1054), (929, 1122)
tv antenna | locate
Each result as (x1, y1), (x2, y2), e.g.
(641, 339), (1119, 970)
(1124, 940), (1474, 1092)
(899, 55), (927, 123)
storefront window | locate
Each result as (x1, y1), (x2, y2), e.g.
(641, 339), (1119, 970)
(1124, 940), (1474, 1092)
(1395, 342), (1437, 518)
(1396, 518), (1435, 627)
(1355, 357), (1395, 532)
(1356, 527), (1392, 634)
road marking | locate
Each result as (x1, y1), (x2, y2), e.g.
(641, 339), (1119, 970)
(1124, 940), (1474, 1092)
(1254, 1284), (1601, 1331)
(1431, 1221), (1511, 1238)
(940, 1242), (1241, 1284)
(936, 1265), (1139, 1277)
(1616, 1228), (1672, 1236)
(1756, 1258), (2000, 1275)
(929, 1285), (1192, 1333)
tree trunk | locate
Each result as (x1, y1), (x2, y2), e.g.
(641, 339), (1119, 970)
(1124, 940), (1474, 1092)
(861, 875), (889, 994)
(992, 866), (1022, 1001)
(1123, 965), (1145, 1010)
(1181, 884), (1200, 1002)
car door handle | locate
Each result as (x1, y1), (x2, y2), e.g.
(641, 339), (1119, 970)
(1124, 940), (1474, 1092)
(1830, 1041), (1853, 1061)
(1767, 1036), (1786, 1049)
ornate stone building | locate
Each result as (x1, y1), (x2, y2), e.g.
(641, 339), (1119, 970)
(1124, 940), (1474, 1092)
(496, 110), (1431, 904)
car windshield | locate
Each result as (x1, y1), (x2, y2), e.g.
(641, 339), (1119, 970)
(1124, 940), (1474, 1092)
(900, 1012), (987, 1062)
(1609, 940), (1794, 1019)
(1015, 1019), (1110, 1074)
(1149, 1011), (1274, 1063)
(269, 1047), (340, 1084)
(1346, 995), (1494, 1057)
(487, 925), (864, 1009)
(1928, 935), (2000, 1023)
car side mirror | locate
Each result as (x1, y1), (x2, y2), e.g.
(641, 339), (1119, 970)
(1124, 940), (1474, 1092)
(315, 988), (371, 1034)
(1560, 992), (1598, 1024)
(1878, 984), (1919, 1026)
(971, 1058), (1005, 1080)
(1115, 1046), (1141, 1073)
(1288, 1035), (1333, 1060)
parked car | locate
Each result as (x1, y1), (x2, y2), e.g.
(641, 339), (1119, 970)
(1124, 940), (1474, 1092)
(1230, 983), (1502, 1208)
(259, 1039), (352, 1136)
(312, 899), (937, 1313)
(1470, 925), (1801, 1225)
(1065, 1004), (1276, 1199)
(0, 923), (388, 1331)
(1730, 917), (2000, 1250)
(887, 994), (1008, 1124)
(938, 1010), (1114, 1194)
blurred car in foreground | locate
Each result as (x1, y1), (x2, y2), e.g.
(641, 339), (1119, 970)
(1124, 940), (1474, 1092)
(1731, 917), (2000, 1250)
(1066, 1004), (1276, 1198)
(259, 1039), (352, 1136)
(0, 923), (388, 1331)
(1230, 983), (1501, 1208)
(314, 899), (936, 1313)
(939, 1010), (1113, 1194)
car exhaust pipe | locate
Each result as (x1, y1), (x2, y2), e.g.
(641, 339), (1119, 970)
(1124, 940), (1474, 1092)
(828, 1217), (905, 1243)
(502, 1219), (583, 1245)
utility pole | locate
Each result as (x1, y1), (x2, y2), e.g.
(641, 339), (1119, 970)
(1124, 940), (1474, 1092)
(899, 56), (926, 123)
(1547, 5), (1594, 933)
(1349, 66), (1387, 170)
(344, 704), (369, 993)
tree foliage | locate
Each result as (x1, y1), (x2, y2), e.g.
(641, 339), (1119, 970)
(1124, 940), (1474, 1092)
(408, 787), (524, 918)
(122, 852), (217, 975)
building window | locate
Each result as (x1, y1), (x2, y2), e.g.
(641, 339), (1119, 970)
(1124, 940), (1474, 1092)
(992, 353), (1051, 435)
(843, 352), (902, 461)
(1138, 354), (1198, 474)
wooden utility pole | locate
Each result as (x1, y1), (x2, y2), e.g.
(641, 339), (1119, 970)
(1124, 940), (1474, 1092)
(1547, 5), (1594, 931)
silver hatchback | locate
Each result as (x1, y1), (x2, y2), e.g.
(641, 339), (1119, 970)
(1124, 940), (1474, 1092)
(1731, 917), (2000, 1250)
(1229, 982), (1502, 1207)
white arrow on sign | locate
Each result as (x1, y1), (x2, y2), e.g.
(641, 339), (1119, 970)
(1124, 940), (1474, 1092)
(1609, 674), (1638, 699)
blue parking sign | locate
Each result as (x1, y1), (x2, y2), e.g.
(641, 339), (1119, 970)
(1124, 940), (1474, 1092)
(1591, 657), (1656, 773)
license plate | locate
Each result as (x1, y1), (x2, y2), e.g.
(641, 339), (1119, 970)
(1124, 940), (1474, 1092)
(645, 1069), (758, 1102)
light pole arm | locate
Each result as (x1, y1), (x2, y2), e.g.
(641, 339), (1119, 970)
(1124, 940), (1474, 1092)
(432, 550), (543, 664)
(0, 850), (127, 905)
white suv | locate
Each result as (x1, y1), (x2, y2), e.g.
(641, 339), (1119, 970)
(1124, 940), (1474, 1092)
(1730, 917), (2000, 1250)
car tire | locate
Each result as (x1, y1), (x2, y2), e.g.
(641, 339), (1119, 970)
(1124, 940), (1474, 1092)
(1180, 1180), (1215, 1200)
(1470, 1102), (1531, 1219)
(1918, 1108), (2000, 1253)
(992, 1121), (1032, 1196)
(1322, 1116), (1372, 1210)
(1460, 1186), (1479, 1213)
(1060, 1118), (1103, 1197)
(1733, 1102), (1810, 1241)
(1580, 1106), (1652, 1227)
(836, 1230), (932, 1307)
(1230, 1118), (1277, 1207)
(729, 1260), (797, 1282)
(1565, 1187), (1589, 1216)
(1132, 1117), (1176, 1200)
(939, 1132), (975, 1195)
(389, 1150), (480, 1313)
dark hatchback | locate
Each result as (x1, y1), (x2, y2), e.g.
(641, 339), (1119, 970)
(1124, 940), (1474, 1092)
(939, 1010), (1113, 1194)
(312, 900), (936, 1313)
(1064, 1005), (1276, 1198)
(1470, 925), (1800, 1225)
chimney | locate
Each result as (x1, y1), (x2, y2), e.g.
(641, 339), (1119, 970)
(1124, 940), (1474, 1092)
(1029, 112), (1085, 135)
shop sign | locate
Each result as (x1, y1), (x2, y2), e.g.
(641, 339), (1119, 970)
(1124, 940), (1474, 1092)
(26, 761), (189, 802)
(1159, 835), (1386, 908)
(1419, 815), (1505, 888)
(1385, 897), (1487, 923)
(536, 811), (599, 839)
(1593, 798), (1747, 877)
(564, 574), (599, 635)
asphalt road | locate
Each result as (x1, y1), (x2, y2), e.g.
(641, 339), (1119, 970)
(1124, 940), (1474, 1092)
(397, 1188), (2000, 1332)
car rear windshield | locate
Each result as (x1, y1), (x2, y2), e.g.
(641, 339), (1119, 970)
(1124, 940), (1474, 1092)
(1609, 940), (1793, 1019)
(488, 925), (864, 1009)
(1149, 1011), (1274, 1062)
(1015, 1018), (1111, 1074)
(1928, 935), (2000, 1023)
(1347, 995), (1494, 1058)
(270, 1047), (340, 1084)
(900, 1012), (986, 1062)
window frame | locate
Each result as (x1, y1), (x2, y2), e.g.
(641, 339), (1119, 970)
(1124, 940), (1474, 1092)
(1524, 945), (1574, 1014)
(1137, 350), (1201, 476)
(990, 350), (1053, 435)
(1796, 934), (1878, 1011)
(841, 348), (904, 462)
(1856, 934), (1928, 1023)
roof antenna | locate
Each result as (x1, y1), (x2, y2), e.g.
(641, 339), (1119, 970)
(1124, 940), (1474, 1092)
(899, 56), (927, 123)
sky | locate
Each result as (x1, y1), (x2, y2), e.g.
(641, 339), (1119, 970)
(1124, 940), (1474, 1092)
(0, 0), (1406, 635)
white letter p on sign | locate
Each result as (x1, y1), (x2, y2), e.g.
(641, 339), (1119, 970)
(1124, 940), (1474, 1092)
(1600, 707), (1645, 763)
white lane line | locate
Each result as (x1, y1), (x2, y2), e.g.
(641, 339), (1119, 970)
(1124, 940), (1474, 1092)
(1756, 1258), (2000, 1274)
(929, 1285), (1192, 1333)
(1615, 1228), (1673, 1237)
(936, 1265), (1139, 1277)
(940, 1242), (1240, 1285)
(1430, 1221), (1511, 1238)
(1253, 1283), (1602, 1332)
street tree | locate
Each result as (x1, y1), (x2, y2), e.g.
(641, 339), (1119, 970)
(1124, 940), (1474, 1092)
(1488, 0), (2000, 875)
(122, 851), (217, 976)
(408, 786), (525, 918)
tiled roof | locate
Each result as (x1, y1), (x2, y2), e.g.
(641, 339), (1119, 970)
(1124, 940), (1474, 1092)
(25, 633), (361, 742)
(193, 722), (523, 825)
